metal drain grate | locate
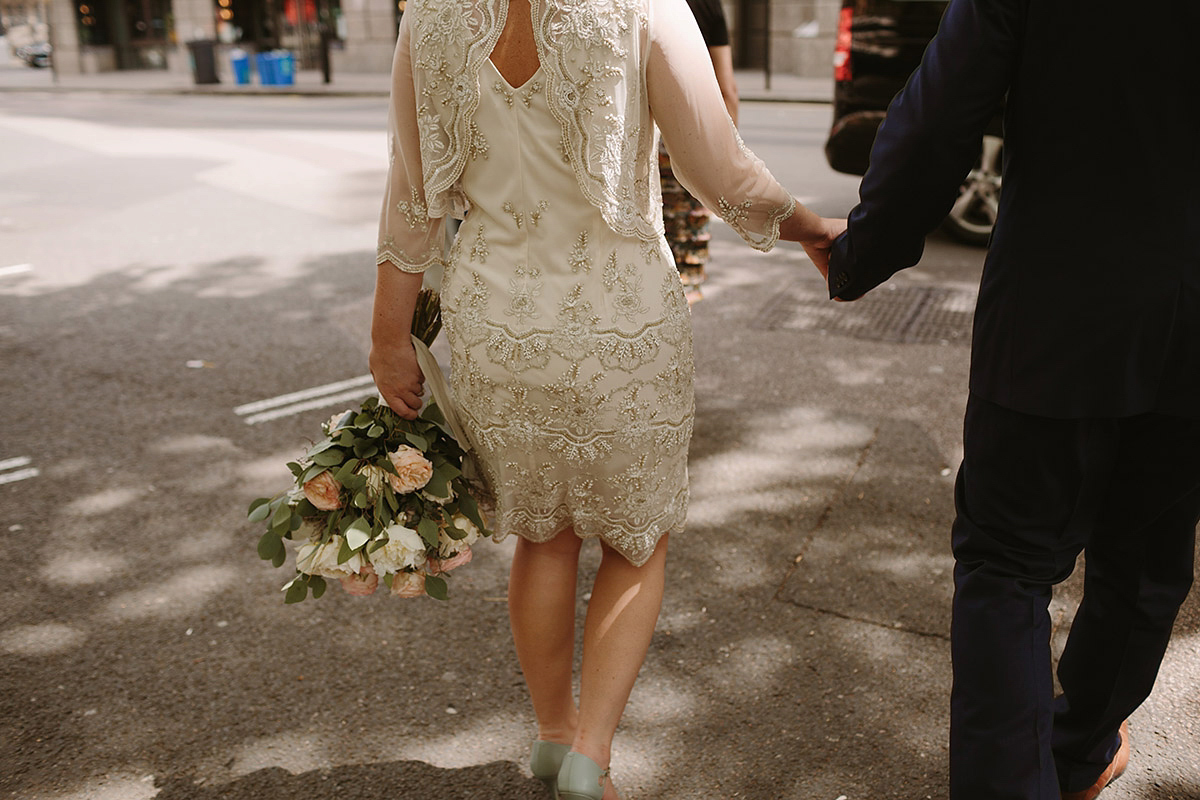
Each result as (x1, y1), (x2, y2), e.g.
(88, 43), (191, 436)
(757, 284), (977, 345)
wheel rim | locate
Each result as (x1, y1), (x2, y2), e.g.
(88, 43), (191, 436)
(948, 135), (1002, 237)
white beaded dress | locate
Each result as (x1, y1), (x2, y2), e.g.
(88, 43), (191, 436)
(378, 0), (795, 566)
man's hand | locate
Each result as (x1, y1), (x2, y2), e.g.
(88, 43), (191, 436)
(801, 217), (847, 280)
(369, 340), (425, 420)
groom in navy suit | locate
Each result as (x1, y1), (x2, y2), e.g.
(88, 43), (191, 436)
(826, 1), (1200, 798)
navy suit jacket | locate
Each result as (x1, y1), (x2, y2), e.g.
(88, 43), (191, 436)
(827, 0), (1200, 419)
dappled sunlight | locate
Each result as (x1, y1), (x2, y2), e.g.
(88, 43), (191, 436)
(711, 634), (796, 696)
(622, 672), (698, 726)
(823, 355), (897, 386)
(223, 731), (330, 778)
(102, 564), (239, 622)
(40, 548), (129, 587)
(366, 711), (532, 769)
(703, 542), (788, 592)
(236, 452), (302, 497)
(859, 550), (952, 581)
(37, 771), (159, 800)
(64, 486), (148, 517)
(0, 621), (88, 656)
(149, 434), (240, 456)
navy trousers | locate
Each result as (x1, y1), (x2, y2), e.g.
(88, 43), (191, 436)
(948, 394), (1200, 800)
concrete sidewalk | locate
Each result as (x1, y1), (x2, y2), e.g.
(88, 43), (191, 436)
(0, 60), (832, 103)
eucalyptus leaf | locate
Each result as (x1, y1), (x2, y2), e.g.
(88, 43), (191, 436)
(424, 575), (449, 601)
(310, 576), (327, 599)
(289, 514), (303, 532)
(271, 548), (286, 569)
(333, 458), (360, 483)
(345, 519), (371, 551)
(354, 443), (380, 459)
(257, 531), (283, 561)
(367, 424), (384, 438)
(404, 433), (429, 451)
(417, 518), (440, 548)
(355, 413), (372, 427)
(286, 461), (304, 478)
(247, 498), (272, 523)
(457, 492), (487, 534)
(296, 499), (318, 517)
(337, 537), (355, 564)
(285, 580), (308, 604)
(353, 492), (370, 509)
(271, 502), (291, 528)
(313, 449), (345, 467)
(306, 438), (338, 457)
(299, 464), (327, 486)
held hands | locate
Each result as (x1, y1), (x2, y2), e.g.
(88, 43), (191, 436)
(369, 340), (425, 420)
(802, 217), (847, 281)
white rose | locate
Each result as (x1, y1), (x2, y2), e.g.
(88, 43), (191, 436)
(359, 464), (388, 500)
(367, 524), (428, 575)
(295, 536), (362, 578)
(438, 514), (480, 557)
(421, 486), (455, 506)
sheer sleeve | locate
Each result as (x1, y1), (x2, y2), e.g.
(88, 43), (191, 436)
(377, 14), (445, 274)
(647, 0), (795, 251)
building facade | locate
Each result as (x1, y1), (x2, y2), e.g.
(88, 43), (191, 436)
(15, 0), (834, 79)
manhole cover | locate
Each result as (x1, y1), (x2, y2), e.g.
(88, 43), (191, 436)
(756, 284), (976, 345)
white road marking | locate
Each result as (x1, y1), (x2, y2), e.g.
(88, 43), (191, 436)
(0, 264), (32, 277)
(0, 468), (39, 486)
(235, 376), (382, 425)
(234, 374), (376, 417)
(0, 457), (37, 485)
(241, 387), (380, 426)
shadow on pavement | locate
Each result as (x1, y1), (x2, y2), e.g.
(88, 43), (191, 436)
(155, 761), (545, 800)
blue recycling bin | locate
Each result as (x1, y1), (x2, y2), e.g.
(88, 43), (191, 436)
(255, 51), (277, 85)
(274, 50), (295, 85)
(230, 49), (250, 85)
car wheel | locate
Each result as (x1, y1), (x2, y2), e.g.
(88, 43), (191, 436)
(943, 134), (1002, 247)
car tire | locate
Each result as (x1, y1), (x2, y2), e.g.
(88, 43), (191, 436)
(943, 134), (1002, 247)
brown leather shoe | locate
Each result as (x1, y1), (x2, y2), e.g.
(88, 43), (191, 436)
(1061, 720), (1130, 800)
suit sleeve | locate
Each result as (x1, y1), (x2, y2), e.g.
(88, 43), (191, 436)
(827, 0), (1022, 300)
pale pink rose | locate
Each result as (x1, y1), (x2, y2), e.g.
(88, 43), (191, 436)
(386, 446), (434, 494)
(303, 471), (343, 510)
(325, 410), (353, 434)
(390, 570), (426, 598)
(428, 545), (473, 575)
(339, 563), (379, 596)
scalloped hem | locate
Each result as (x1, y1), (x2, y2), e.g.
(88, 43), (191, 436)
(747, 194), (797, 254)
(489, 499), (687, 567)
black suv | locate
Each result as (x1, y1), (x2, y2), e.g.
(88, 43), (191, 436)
(825, 0), (1001, 245)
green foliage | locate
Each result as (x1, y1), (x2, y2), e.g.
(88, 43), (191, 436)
(424, 574), (448, 601)
(248, 288), (495, 604)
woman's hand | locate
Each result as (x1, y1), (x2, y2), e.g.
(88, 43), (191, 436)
(799, 217), (848, 280)
(780, 204), (847, 279)
(369, 339), (425, 420)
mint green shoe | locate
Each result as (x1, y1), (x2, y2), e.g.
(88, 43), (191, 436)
(530, 740), (571, 797)
(557, 751), (610, 800)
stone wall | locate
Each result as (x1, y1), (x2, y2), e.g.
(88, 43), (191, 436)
(331, 0), (394, 73)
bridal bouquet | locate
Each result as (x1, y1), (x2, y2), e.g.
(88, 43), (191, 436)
(248, 289), (490, 603)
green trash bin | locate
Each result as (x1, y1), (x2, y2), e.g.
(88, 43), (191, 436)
(187, 40), (219, 85)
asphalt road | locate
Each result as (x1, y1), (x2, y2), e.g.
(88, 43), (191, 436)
(1, 90), (1197, 800)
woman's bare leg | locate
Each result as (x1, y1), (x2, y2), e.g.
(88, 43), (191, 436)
(573, 535), (670, 799)
(508, 527), (584, 744)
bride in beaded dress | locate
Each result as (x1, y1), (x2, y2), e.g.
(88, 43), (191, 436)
(370, 0), (843, 797)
